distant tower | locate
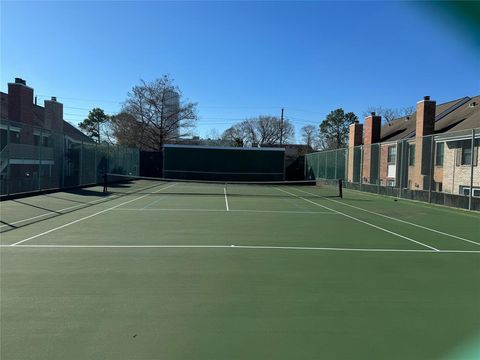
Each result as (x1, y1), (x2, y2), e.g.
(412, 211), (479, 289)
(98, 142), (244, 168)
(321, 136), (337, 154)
(164, 90), (180, 138)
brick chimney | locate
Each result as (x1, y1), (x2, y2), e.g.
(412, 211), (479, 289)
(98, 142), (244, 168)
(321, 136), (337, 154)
(416, 96), (436, 137)
(362, 112), (382, 184)
(348, 121), (363, 148)
(8, 78), (34, 125)
(363, 112), (382, 145)
(413, 96), (436, 189)
(347, 121), (363, 182)
(44, 96), (64, 133)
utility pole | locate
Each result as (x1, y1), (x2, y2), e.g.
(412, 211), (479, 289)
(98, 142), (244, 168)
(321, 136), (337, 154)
(280, 108), (284, 145)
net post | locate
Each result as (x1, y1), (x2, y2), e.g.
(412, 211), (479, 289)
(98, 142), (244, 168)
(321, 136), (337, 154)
(338, 179), (343, 199)
(102, 173), (108, 194)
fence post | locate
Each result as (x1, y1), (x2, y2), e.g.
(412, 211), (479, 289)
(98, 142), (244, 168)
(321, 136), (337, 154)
(377, 144), (381, 194)
(359, 145), (363, 191)
(6, 122), (10, 195)
(94, 142), (98, 183)
(324, 152), (328, 180)
(334, 150), (338, 180)
(79, 140), (83, 185)
(38, 128), (42, 190)
(61, 135), (65, 188)
(428, 135), (435, 204)
(469, 129), (475, 210)
(398, 141), (403, 199)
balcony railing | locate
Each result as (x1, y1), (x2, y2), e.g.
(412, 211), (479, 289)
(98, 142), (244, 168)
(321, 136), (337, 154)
(0, 143), (55, 173)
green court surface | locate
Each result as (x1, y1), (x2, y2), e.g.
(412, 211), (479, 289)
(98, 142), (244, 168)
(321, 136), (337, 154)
(1, 180), (479, 359)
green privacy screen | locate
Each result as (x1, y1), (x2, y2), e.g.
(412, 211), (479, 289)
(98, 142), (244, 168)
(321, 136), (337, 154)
(304, 148), (347, 181)
(163, 145), (285, 181)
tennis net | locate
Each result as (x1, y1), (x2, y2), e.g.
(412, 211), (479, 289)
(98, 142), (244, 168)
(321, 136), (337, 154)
(104, 173), (343, 199)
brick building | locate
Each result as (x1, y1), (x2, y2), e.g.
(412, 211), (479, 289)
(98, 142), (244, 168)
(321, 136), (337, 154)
(1, 78), (93, 193)
(347, 95), (479, 197)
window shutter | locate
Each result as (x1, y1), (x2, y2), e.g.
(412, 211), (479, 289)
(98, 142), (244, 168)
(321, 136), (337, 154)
(455, 148), (461, 166)
(474, 147), (478, 167)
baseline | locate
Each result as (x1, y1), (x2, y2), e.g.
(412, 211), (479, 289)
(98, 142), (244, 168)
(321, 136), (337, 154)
(2, 244), (479, 254)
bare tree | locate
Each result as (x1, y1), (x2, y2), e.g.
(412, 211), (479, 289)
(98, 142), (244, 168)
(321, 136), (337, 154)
(363, 106), (416, 124)
(300, 125), (318, 149)
(113, 76), (198, 150)
(222, 125), (245, 147)
(222, 116), (294, 147)
(205, 128), (221, 140)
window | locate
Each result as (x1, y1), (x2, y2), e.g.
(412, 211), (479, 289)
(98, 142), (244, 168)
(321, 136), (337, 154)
(9, 130), (20, 143)
(462, 147), (472, 165)
(456, 141), (477, 166)
(436, 182), (442, 192)
(387, 146), (396, 164)
(460, 186), (480, 197)
(435, 142), (444, 166)
(408, 144), (415, 166)
(387, 179), (395, 187)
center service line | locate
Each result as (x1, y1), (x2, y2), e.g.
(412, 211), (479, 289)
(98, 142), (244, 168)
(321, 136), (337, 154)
(224, 187), (230, 211)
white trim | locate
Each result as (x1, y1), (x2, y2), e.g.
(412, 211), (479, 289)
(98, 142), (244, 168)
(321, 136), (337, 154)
(164, 144), (285, 151)
(9, 159), (55, 165)
(2, 244), (478, 254)
(0, 124), (21, 132)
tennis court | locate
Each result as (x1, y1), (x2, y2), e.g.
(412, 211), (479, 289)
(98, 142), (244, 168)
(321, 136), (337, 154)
(1, 177), (479, 359)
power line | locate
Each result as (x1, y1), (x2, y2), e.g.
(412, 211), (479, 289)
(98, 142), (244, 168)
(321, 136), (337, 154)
(36, 94), (324, 115)
(36, 94), (122, 104)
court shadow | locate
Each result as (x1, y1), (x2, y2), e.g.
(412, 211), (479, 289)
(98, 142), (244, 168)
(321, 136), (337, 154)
(2, 192), (115, 234)
(45, 188), (108, 204)
(0, 220), (17, 229)
(13, 199), (63, 214)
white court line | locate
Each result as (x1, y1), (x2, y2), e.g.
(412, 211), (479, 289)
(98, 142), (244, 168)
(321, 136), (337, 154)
(276, 187), (440, 252)
(0, 195), (118, 229)
(224, 187), (230, 211)
(113, 208), (337, 214)
(9, 182), (177, 247)
(295, 187), (480, 246)
(1, 244), (479, 254)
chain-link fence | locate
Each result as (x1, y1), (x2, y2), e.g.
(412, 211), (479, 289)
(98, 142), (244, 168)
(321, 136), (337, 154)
(0, 120), (139, 196)
(305, 128), (480, 210)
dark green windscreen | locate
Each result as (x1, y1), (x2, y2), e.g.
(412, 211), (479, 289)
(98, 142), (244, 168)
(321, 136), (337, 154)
(163, 146), (285, 181)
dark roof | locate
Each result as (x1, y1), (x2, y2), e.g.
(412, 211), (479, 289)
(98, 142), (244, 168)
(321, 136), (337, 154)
(63, 121), (93, 142)
(380, 96), (479, 142)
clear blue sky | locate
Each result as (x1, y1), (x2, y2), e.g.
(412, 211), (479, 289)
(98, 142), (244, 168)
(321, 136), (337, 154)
(1, 1), (479, 141)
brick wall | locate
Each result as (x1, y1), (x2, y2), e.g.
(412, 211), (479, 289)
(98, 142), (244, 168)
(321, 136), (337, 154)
(443, 143), (480, 194)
